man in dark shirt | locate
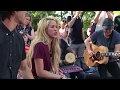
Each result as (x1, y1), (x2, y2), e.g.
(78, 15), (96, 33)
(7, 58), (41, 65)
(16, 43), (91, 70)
(68, 11), (85, 57)
(67, 11), (89, 71)
(0, 11), (34, 79)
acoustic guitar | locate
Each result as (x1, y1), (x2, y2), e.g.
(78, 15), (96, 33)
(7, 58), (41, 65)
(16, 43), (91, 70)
(84, 44), (120, 67)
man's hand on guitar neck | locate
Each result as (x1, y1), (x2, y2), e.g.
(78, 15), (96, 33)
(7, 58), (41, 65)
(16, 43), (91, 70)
(112, 51), (120, 59)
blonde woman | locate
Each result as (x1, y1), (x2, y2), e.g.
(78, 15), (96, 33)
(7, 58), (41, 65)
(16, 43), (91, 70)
(17, 12), (35, 46)
(27, 16), (67, 79)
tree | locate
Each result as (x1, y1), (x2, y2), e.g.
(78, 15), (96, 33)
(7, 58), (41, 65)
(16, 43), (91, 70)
(81, 11), (95, 38)
(30, 11), (60, 31)
(113, 11), (120, 15)
(29, 11), (95, 38)
(60, 11), (68, 20)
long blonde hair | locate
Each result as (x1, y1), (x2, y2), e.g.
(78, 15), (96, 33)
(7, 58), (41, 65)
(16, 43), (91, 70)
(27, 16), (61, 72)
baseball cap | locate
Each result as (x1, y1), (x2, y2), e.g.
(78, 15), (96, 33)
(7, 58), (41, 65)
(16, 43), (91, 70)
(102, 18), (113, 30)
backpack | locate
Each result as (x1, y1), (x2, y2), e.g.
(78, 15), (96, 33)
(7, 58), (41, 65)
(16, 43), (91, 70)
(114, 15), (120, 33)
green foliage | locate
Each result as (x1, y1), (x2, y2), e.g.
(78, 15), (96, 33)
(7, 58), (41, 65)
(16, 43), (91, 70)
(81, 11), (95, 38)
(30, 11), (59, 31)
(113, 11), (120, 15)
(30, 11), (69, 31)
(29, 11), (95, 38)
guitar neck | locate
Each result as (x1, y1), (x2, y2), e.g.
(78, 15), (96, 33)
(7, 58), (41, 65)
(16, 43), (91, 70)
(102, 52), (120, 57)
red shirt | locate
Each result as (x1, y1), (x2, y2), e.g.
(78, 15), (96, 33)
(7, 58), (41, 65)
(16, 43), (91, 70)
(32, 42), (52, 78)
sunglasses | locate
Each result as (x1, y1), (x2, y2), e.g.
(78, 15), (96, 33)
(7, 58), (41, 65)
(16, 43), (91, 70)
(62, 20), (66, 23)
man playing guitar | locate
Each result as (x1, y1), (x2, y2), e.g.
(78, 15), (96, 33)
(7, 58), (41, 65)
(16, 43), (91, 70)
(84, 18), (120, 79)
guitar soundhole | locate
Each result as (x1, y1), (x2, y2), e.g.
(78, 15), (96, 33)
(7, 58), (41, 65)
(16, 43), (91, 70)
(91, 52), (103, 62)
(96, 52), (100, 59)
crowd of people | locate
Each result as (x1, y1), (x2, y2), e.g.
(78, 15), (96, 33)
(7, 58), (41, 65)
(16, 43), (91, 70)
(0, 11), (120, 79)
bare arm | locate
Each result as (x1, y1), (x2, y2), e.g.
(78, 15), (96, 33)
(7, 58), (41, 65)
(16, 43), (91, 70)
(93, 11), (102, 24)
(106, 11), (114, 20)
(113, 44), (120, 58)
(19, 59), (34, 79)
(84, 36), (94, 56)
(34, 58), (62, 79)
(26, 29), (35, 40)
(115, 44), (120, 52)
(68, 11), (80, 28)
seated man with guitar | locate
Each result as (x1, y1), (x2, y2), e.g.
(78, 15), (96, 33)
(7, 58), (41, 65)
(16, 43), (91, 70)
(84, 18), (120, 79)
